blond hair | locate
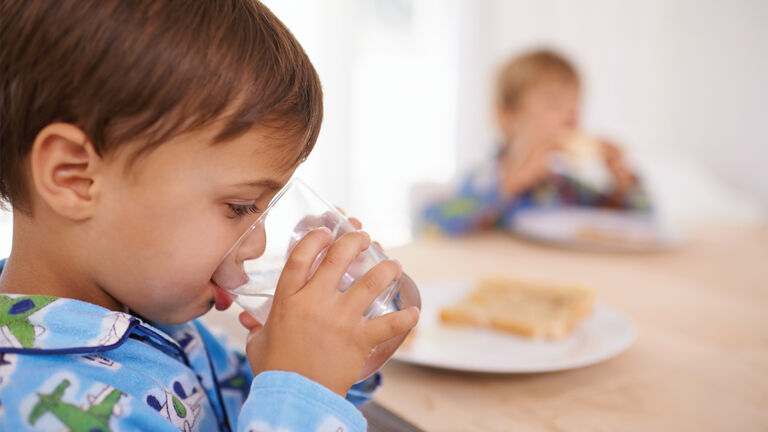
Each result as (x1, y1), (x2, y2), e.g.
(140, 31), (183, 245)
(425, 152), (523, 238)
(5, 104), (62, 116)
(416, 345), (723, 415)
(496, 49), (580, 110)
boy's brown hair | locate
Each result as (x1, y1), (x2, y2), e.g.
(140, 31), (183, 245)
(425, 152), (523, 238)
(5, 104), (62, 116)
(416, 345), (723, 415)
(0, 0), (322, 213)
(496, 49), (580, 111)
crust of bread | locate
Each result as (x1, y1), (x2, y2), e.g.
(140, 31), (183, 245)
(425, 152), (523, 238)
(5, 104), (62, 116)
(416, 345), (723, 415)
(439, 277), (594, 339)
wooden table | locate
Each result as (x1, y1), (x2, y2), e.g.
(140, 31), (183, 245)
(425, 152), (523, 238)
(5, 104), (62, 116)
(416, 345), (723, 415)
(371, 225), (768, 431)
(203, 224), (768, 431)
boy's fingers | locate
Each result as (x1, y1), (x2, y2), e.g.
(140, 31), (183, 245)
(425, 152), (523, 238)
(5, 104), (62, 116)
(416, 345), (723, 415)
(293, 215), (327, 236)
(345, 216), (377, 247)
(276, 227), (333, 300)
(310, 231), (371, 293)
(332, 205), (362, 230)
(348, 217), (363, 230)
(365, 307), (420, 345)
(344, 260), (402, 315)
(238, 311), (264, 331)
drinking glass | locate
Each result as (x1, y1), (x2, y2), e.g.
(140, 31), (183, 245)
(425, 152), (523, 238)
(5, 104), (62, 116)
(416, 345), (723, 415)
(212, 178), (420, 380)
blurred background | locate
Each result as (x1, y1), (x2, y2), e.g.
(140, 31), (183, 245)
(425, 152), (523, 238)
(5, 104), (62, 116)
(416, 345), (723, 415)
(1, 0), (766, 251)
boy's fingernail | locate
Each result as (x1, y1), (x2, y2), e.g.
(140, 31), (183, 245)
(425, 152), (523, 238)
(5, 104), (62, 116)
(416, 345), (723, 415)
(359, 230), (371, 241)
(392, 258), (402, 269)
(315, 226), (332, 234)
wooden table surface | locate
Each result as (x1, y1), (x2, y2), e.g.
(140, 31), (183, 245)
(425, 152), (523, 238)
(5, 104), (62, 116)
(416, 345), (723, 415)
(202, 224), (768, 431)
(371, 224), (768, 431)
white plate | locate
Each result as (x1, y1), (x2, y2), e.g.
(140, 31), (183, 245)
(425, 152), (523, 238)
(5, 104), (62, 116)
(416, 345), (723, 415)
(511, 207), (681, 252)
(392, 280), (635, 373)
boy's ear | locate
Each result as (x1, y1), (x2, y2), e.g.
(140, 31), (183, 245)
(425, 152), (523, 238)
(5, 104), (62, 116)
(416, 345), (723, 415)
(30, 123), (103, 221)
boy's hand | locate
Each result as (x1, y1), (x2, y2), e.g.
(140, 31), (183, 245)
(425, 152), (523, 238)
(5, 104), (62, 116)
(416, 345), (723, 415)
(342, 210), (384, 250)
(601, 140), (637, 197)
(499, 142), (559, 198)
(237, 215), (382, 329)
(243, 228), (419, 397)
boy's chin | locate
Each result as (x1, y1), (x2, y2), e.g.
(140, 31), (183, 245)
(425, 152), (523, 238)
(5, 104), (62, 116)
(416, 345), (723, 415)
(133, 301), (214, 325)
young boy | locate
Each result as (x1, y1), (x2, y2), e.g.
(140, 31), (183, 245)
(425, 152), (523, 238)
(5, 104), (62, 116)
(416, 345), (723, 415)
(422, 49), (651, 234)
(0, 1), (418, 431)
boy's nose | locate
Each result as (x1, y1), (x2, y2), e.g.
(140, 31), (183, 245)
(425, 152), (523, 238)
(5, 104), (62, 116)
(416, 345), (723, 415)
(211, 222), (267, 291)
(236, 221), (267, 262)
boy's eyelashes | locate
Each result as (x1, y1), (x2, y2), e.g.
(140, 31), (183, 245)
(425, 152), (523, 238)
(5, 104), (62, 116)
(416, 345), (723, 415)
(227, 203), (262, 218)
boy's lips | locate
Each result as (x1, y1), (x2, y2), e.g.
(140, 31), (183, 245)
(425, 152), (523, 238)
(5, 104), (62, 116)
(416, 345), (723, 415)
(210, 280), (234, 311)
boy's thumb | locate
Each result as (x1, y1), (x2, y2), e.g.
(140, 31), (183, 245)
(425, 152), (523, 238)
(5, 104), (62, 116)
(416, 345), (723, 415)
(239, 311), (264, 332)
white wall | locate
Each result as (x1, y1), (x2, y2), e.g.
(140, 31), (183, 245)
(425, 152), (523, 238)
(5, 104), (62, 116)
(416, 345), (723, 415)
(267, 0), (463, 245)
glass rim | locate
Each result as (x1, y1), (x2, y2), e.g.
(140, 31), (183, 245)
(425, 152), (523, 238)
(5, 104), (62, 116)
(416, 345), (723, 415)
(216, 176), (350, 267)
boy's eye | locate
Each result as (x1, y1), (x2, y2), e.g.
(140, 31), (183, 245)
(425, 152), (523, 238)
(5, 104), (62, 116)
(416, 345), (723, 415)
(228, 203), (262, 218)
